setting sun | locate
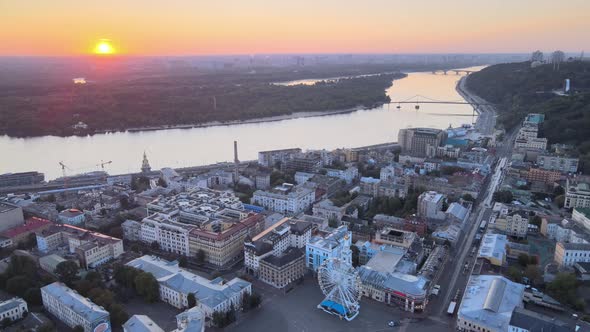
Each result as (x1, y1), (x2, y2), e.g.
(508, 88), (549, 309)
(94, 40), (115, 55)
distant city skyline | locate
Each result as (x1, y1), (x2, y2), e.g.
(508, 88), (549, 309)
(1, 0), (589, 56)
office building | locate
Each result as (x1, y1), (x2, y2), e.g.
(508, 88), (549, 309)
(508, 307), (574, 332)
(251, 183), (315, 215)
(398, 128), (447, 157)
(41, 282), (111, 332)
(457, 275), (525, 332)
(127, 255), (251, 317)
(514, 137), (548, 150)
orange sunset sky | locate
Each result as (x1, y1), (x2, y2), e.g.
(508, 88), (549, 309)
(1, 0), (589, 56)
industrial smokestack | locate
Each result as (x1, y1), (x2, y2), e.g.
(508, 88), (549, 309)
(233, 141), (239, 185)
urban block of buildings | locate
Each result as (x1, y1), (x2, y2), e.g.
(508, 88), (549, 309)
(126, 255), (251, 317)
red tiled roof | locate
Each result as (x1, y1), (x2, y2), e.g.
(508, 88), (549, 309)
(0, 217), (51, 238)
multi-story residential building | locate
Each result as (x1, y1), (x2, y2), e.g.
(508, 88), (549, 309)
(188, 213), (265, 267)
(573, 208), (590, 233)
(255, 171), (271, 189)
(540, 217), (588, 244)
(506, 211), (530, 239)
(436, 145), (461, 159)
(0, 217), (51, 246)
(258, 247), (306, 289)
(0, 171), (44, 187)
(325, 167), (358, 184)
(417, 191), (445, 220)
(244, 218), (311, 276)
(258, 148), (301, 168)
(359, 177), (380, 196)
(565, 176), (590, 209)
(514, 137), (548, 150)
(41, 282), (111, 332)
(284, 154), (322, 173)
(457, 275), (525, 332)
(0, 297), (28, 323)
(127, 255), (251, 317)
(251, 183), (315, 215)
(526, 168), (561, 184)
(537, 154), (579, 173)
(58, 208), (86, 226)
(478, 233), (507, 267)
(554, 242), (590, 267)
(36, 224), (124, 269)
(0, 202), (24, 232)
(398, 128), (447, 157)
(517, 124), (539, 139)
(294, 172), (315, 185)
(306, 226), (352, 271)
(121, 219), (142, 242)
(312, 199), (348, 221)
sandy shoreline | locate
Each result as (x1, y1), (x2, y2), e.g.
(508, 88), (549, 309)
(95, 106), (371, 134)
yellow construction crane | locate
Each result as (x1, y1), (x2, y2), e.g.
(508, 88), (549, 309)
(97, 160), (112, 183)
(58, 161), (71, 189)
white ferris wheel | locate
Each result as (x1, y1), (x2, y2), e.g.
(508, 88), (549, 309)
(317, 257), (362, 321)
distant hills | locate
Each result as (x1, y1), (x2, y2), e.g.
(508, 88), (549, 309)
(466, 60), (590, 170)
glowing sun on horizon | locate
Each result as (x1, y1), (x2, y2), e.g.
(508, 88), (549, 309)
(94, 39), (115, 55)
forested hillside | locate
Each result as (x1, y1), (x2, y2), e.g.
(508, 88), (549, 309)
(466, 61), (590, 169)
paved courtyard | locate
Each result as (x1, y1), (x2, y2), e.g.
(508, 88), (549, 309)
(228, 278), (453, 332)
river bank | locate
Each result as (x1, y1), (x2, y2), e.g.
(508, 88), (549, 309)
(94, 105), (376, 135)
(455, 75), (497, 135)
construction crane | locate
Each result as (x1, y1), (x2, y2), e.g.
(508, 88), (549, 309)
(96, 160), (112, 183)
(58, 161), (72, 189)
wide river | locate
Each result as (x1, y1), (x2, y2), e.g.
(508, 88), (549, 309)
(0, 66), (484, 180)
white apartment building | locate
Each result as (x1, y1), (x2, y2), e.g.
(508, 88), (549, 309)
(565, 176), (590, 209)
(251, 183), (315, 215)
(36, 224), (123, 269)
(312, 199), (347, 221)
(41, 282), (111, 332)
(554, 242), (590, 267)
(541, 218), (588, 244)
(417, 191), (445, 220)
(537, 154), (579, 173)
(306, 226), (352, 271)
(325, 167), (358, 184)
(127, 255), (251, 318)
(121, 219), (142, 242)
(504, 211), (529, 238)
(0, 297), (27, 323)
(140, 214), (191, 256)
(514, 137), (548, 150)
